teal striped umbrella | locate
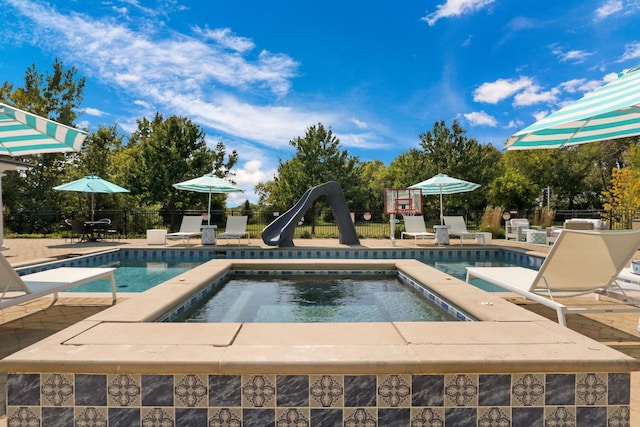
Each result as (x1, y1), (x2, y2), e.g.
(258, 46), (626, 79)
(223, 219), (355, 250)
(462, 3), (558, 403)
(410, 174), (480, 224)
(0, 102), (87, 156)
(173, 173), (243, 225)
(506, 65), (640, 150)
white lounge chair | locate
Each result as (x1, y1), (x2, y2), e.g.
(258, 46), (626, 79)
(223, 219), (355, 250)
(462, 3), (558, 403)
(443, 216), (483, 245)
(166, 216), (203, 245)
(400, 215), (436, 246)
(216, 216), (249, 245)
(1, 254), (117, 310)
(466, 229), (640, 327)
(505, 218), (530, 241)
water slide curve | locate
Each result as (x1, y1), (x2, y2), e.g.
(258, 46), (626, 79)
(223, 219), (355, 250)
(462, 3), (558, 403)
(261, 181), (360, 247)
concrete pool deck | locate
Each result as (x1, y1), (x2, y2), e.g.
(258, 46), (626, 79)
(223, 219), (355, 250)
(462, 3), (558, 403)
(2, 236), (640, 425)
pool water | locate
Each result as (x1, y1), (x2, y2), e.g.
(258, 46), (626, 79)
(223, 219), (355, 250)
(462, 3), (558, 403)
(181, 276), (457, 323)
(422, 259), (541, 292)
(63, 260), (203, 293)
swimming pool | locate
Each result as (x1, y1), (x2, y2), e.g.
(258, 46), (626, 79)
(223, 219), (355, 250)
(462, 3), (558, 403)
(15, 248), (217, 293)
(180, 275), (457, 323)
(64, 259), (205, 292)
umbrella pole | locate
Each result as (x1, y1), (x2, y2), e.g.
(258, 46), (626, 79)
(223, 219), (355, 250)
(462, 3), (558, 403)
(207, 191), (211, 225)
(91, 193), (95, 221)
(440, 190), (443, 225)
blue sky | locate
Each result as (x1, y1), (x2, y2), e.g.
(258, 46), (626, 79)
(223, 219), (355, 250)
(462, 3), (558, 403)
(1, 0), (639, 205)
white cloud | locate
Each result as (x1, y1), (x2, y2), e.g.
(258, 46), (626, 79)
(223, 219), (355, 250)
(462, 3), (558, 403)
(2, 0), (351, 154)
(559, 78), (588, 93)
(227, 159), (278, 205)
(620, 41), (640, 61)
(533, 110), (549, 121)
(513, 86), (559, 106)
(464, 111), (498, 126)
(83, 107), (105, 116)
(195, 27), (255, 53)
(422, 0), (495, 26)
(504, 119), (524, 129)
(594, 0), (623, 20)
(473, 77), (533, 104)
(549, 45), (594, 63)
(350, 118), (368, 129)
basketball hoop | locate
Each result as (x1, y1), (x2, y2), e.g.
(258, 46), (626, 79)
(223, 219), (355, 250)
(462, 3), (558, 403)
(384, 188), (423, 215)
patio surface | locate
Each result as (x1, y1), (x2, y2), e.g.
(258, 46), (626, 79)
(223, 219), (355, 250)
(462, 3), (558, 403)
(1, 236), (639, 425)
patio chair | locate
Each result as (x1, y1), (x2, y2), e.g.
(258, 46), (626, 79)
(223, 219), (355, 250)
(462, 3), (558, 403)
(216, 216), (249, 245)
(400, 215), (436, 246)
(106, 219), (121, 241)
(505, 218), (530, 241)
(442, 216), (483, 245)
(166, 216), (203, 245)
(465, 229), (640, 327)
(66, 219), (88, 243)
(1, 253), (117, 310)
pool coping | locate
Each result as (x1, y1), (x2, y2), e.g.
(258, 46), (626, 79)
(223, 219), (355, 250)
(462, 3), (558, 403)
(1, 258), (638, 375)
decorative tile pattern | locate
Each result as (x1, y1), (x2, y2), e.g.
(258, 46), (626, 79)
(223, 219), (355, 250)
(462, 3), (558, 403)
(242, 375), (276, 408)
(310, 375), (343, 408)
(75, 406), (108, 426)
(377, 374), (411, 407)
(444, 374), (478, 407)
(42, 374), (74, 406)
(175, 374), (208, 407)
(5, 372), (632, 425)
(107, 374), (141, 407)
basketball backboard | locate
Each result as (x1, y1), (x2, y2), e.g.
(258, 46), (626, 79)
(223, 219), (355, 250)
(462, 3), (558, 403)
(384, 188), (422, 215)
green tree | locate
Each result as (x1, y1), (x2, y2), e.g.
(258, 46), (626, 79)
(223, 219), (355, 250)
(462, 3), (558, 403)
(260, 123), (363, 230)
(359, 159), (388, 212)
(0, 60), (85, 212)
(120, 113), (238, 224)
(386, 120), (501, 215)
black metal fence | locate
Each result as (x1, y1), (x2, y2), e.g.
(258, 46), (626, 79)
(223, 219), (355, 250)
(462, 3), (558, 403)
(4, 208), (640, 239)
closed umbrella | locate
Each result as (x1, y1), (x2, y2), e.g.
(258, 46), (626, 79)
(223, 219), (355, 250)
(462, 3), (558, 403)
(53, 175), (130, 220)
(409, 174), (480, 224)
(173, 173), (243, 225)
(0, 102), (87, 248)
(506, 65), (640, 150)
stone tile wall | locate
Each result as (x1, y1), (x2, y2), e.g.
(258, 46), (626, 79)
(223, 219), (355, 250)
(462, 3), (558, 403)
(6, 371), (630, 426)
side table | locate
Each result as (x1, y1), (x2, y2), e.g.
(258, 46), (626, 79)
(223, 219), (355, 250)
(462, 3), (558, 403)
(146, 229), (167, 245)
(434, 225), (451, 245)
(201, 225), (218, 245)
(526, 229), (547, 245)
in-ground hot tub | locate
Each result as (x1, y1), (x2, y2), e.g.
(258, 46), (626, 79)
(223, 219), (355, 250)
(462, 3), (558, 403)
(2, 259), (637, 426)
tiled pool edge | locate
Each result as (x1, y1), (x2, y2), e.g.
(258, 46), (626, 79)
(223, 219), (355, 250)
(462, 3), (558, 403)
(5, 372), (632, 426)
(4, 255), (638, 426)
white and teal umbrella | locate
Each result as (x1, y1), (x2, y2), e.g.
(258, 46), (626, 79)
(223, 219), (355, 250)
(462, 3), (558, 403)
(173, 173), (243, 225)
(506, 65), (640, 150)
(0, 103), (87, 248)
(410, 174), (480, 224)
(54, 175), (130, 220)
(0, 102), (87, 155)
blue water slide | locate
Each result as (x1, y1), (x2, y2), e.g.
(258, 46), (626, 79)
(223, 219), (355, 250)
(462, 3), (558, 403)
(261, 181), (360, 247)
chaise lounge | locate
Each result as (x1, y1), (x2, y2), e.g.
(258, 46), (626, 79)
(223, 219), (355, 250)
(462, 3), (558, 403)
(1, 254), (117, 309)
(466, 229), (640, 327)
(216, 216), (249, 245)
(443, 216), (484, 245)
(400, 215), (436, 246)
(166, 215), (203, 245)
